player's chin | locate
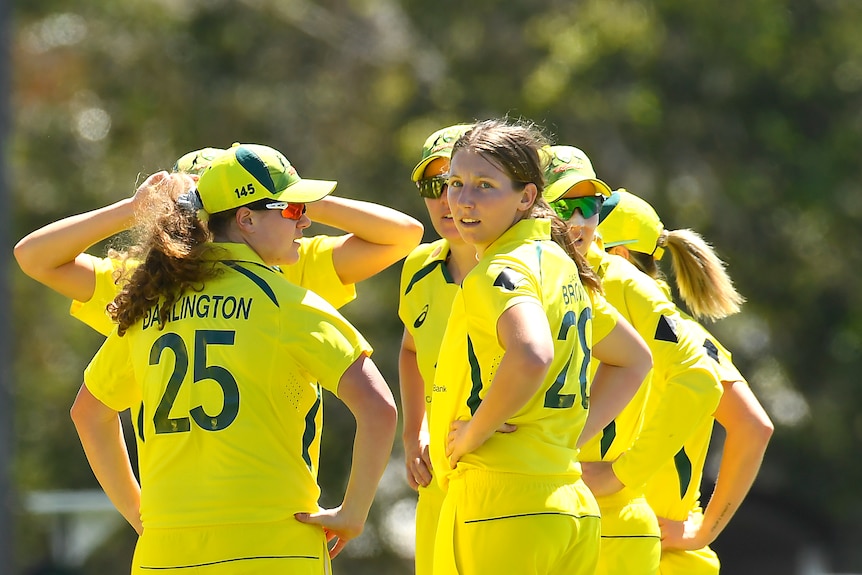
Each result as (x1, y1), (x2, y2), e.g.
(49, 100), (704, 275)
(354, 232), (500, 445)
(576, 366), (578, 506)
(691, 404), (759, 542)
(281, 247), (301, 266)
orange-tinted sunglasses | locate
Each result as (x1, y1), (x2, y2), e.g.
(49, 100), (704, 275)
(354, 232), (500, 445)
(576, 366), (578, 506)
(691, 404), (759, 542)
(264, 201), (307, 220)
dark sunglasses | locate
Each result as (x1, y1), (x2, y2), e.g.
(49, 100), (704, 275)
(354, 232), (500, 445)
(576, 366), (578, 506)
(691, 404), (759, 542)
(264, 201), (307, 220)
(550, 195), (605, 220)
(416, 176), (448, 199)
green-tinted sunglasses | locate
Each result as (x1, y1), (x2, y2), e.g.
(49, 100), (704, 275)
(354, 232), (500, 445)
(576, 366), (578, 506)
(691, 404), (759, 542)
(416, 176), (447, 199)
(550, 195), (605, 220)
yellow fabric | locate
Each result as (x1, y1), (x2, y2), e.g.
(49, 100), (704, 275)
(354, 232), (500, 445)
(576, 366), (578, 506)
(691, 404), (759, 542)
(415, 478), (445, 575)
(593, 487), (661, 575)
(644, 314), (734, 522)
(131, 520), (332, 574)
(196, 143), (335, 214)
(84, 243), (371, 530)
(431, 219), (594, 485)
(70, 235), (357, 336)
(398, 239), (461, 575)
(579, 244), (721, 574)
(581, 247), (723, 491)
(596, 189), (665, 259)
(397, 239), (460, 424)
(432, 470), (600, 575)
(70, 254), (124, 336)
(659, 510), (720, 575)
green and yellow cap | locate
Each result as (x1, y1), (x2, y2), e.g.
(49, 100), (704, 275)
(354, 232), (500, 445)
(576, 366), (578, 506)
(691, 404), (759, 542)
(542, 145), (612, 202)
(597, 189), (665, 260)
(172, 147), (225, 176)
(411, 124), (474, 182)
(196, 143), (336, 214)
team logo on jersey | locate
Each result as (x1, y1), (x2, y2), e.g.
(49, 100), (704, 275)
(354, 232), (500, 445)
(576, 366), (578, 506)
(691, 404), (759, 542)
(414, 304), (429, 328)
(493, 267), (527, 292)
(654, 314), (679, 343)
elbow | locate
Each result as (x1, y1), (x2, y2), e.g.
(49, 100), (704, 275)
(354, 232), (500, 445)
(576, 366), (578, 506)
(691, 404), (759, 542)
(755, 416), (775, 446)
(524, 345), (555, 381)
(13, 238), (39, 279)
(365, 383), (399, 432)
(635, 348), (653, 384)
(400, 219), (425, 255)
(370, 391), (399, 440)
(70, 396), (87, 433)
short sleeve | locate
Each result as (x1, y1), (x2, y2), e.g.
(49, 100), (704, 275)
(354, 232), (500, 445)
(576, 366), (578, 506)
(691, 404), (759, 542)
(464, 255), (541, 340)
(70, 255), (122, 337)
(83, 331), (140, 412)
(281, 236), (357, 309)
(284, 291), (372, 396)
(588, 290), (620, 344)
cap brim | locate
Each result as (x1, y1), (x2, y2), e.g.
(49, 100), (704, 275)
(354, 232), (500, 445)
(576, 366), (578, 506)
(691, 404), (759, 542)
(544, 175), (613, 202)
(274, 178), (337, 203)
(601, 238), (639, 248)
(411, 154), (448, 182)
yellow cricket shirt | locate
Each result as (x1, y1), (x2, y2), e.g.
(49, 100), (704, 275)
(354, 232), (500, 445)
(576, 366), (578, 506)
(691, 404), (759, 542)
(397, 239), (460, 425)
(644, 313), (739, 521)
(71, 235), (357, 336)
(430, 219), (604, 486)
(83, 242), (371, 529)
(583, 246), (723, 490)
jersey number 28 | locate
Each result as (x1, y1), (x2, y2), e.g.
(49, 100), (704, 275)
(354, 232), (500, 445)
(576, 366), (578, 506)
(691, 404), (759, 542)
(544, 308), (591, 410)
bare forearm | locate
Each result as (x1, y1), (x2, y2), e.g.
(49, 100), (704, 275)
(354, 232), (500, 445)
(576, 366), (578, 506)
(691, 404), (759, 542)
(465, 352), (546, 449)
(341, 398), (397, 522)
(73, 414), (141, 533)
(308, 196), (422, 244)
(695, 380), (773, 546)
(579, 363), (644, 448)
(14, 199), (135, 301)
(398, 344), (427, 443)
(16, 199), (134, 271)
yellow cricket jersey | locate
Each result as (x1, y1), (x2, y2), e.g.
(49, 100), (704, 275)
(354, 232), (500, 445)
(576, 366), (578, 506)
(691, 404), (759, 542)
(83, 242), (371, 529)
(644, 312), (739, 521)
(71, 235), (357, 336)
(430, 219), (610, 487)
(583, 245), (723, 491)
(397, 239), (460, 425)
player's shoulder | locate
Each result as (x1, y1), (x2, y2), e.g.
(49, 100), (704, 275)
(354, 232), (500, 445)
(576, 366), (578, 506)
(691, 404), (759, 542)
(401, 239), (450, 289)
(219, 260), (310, 305)
(404, 239), (447, 269)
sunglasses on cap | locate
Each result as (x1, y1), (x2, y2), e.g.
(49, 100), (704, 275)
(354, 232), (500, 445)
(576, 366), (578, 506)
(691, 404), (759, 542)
(263, 201), (307, 220)
(416, 176), (448, 199)
(550, 195), (605, 221)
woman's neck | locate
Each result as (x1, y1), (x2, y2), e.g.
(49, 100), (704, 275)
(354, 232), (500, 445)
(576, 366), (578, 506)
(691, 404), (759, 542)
(446, 241), (479, 283)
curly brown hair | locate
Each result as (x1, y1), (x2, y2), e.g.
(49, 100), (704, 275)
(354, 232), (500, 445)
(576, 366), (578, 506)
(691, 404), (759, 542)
(108, 174), (226, 335)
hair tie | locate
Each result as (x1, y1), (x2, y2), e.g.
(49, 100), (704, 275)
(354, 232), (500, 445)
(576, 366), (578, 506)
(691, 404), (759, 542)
(177, 189), (204, 214)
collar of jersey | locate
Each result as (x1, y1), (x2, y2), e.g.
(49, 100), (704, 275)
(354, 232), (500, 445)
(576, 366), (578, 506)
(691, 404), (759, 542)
(482, 218), (551, 258)
(205, 242), (272, 269)
(586, 241), (607, 270)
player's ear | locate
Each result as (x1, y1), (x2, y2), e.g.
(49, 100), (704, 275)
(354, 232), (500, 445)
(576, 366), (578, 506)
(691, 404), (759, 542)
(235, 206), (256, 233)
(518, 183), (538, 212)
(607, 245), (630, 259)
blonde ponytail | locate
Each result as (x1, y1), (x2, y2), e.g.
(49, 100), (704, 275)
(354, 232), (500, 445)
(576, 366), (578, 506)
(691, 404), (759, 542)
(662, 228), (744, 321)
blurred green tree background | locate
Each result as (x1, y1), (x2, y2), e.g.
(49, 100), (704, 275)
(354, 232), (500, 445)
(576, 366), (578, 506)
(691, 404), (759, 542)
(9, 0), (862, 573)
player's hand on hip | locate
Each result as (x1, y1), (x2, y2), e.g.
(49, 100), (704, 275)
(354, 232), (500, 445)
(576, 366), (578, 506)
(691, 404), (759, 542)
(295, 506), (364, 559)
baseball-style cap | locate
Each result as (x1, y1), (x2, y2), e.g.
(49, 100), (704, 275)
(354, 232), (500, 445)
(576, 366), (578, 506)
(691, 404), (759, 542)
(597, 189), (665, 260)
(172, 147), (225, 176)
(411, 124), (474, 182)
(542, 145), (612, 202)
(196, 143), (336, 214)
